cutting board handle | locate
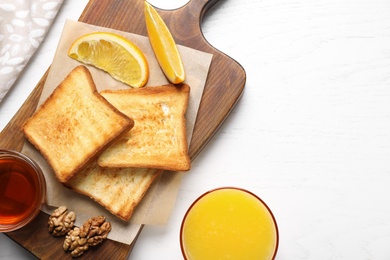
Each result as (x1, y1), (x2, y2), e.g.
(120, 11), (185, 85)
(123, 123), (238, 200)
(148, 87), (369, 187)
(186, 0), (221, 18)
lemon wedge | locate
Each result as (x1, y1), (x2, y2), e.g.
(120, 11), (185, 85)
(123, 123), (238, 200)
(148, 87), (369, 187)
(68, 32), (149, 88)
(144, 1), (185, 84)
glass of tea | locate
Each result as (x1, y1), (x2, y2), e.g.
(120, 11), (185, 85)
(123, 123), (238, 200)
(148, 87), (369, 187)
(0, 149), (46, 232)
(180, 187), (279, 260)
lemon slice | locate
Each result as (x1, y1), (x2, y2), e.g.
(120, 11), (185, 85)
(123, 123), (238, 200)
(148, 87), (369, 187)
(144, 1), (185, 84)
(68, 32), (149, 88)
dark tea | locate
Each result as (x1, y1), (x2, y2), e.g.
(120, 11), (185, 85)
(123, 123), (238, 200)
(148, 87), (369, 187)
(0, 150), (46, 232)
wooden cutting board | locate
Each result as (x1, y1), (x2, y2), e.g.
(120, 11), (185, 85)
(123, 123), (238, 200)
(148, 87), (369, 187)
(0, 0), (245, 258)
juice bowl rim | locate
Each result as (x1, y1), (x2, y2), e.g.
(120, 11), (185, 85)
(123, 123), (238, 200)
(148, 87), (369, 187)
(0, 149), (47, 232)
(179, 186), (279, 260)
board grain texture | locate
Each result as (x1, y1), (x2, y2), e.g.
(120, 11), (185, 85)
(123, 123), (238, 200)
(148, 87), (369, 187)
(0, 0), (246, 258)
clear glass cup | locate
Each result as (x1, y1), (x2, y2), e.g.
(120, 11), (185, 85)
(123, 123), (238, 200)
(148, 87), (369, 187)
(180, 187), (279, 260)
(0, 149), (46, 232)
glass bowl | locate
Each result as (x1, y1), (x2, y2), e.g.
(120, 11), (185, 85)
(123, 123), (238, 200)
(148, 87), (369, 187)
(0, 149), (46, 232)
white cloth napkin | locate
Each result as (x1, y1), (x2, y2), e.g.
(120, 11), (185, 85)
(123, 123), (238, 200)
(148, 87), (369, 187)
(0, 0), (63, 103)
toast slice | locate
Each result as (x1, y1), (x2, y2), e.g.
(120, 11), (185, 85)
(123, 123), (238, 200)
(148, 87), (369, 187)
(23, 66), (134, 183)
(66, 161), (160, 221)
(98, 83), (191, 171)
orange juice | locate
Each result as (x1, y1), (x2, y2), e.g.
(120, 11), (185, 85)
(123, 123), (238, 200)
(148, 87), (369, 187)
(180, 188), (278, 260)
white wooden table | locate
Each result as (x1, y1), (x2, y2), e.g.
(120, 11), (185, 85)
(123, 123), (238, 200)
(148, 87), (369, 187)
(1, 0), (390, 259)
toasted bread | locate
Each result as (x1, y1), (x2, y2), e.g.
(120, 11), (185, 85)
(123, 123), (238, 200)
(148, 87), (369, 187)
(22, 66), (134, 183)
(66, 161), (160, 221)
(98, 83), (191, 171)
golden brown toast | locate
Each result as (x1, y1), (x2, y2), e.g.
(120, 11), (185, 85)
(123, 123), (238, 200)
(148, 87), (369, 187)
(98, 84), (191, 171)
(66, 161), (160, 221)
(22, 66), (134, 183)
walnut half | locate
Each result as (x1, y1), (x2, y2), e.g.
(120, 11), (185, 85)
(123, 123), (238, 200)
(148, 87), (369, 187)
(48, 206), (76, 236)
(63, 216), (111, 258)
(63, 227), (89, 258)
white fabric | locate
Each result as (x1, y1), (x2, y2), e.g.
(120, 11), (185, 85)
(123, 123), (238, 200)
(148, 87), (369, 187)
(0, 0), (63, 103)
